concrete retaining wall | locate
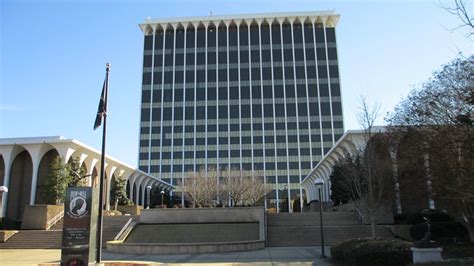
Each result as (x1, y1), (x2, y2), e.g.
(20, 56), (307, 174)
(107, 240), (265, 255)
(140, 207), (265, 241)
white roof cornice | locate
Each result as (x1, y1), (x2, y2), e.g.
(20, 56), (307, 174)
(139, 10), (340, 31)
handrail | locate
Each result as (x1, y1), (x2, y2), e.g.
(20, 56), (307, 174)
(114, 218), (134, 241)
(47, 210), (64, 230)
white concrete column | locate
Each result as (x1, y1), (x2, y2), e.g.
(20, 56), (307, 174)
(312, 18), (325, 160)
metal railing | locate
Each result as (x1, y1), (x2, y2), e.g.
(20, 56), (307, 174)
(113, 218), (135, 241)
(46, 210), (64, 230)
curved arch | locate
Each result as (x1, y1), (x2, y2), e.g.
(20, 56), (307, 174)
(6, 150), (33, 221)
(35, 148), (60, 204)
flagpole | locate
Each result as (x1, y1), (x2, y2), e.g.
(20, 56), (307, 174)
(96, 63), (109, 262)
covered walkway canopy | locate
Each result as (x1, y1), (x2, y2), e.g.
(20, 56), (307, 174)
(301, 127), (386, 203)
(0, 136), (173, 220)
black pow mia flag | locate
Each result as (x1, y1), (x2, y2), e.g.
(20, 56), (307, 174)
(93, 80), (107, 130)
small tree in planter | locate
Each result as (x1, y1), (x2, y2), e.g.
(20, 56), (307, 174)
(182, 168), (218, 208)
(43, 156), (71, 205)
(110, 175), (132, 210)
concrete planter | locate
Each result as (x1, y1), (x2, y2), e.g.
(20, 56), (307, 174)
(21, 205), (63, 229)
(107, 207), (266, 255)
(117, 205), (143, 215)
(411, 247), (443, 263)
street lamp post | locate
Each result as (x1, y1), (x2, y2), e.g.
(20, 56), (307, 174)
(146, 186), (152, 209)
(160, 190), (165, 208)
(0, 186), (8, 222)
(314, 177), (326, 258)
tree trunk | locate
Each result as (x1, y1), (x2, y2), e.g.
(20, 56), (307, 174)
(467, 223), (474, 243)
(371, 215), (377, 239)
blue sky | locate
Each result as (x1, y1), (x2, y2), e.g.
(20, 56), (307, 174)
(1, 0), (472, 166)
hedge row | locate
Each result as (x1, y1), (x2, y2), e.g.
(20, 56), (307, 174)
(331, 238), (413, 266)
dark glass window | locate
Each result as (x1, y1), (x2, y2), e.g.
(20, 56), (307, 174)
(229, 25), (238, 46)
(144, 35), (153, 50)
(143, 72), (151, 85)
(174, 107), (183, 120)
(252, 86), (261, 99)
(332, 102), (342, 115)
(197, 26), (206, 47)
(328, 48), (337, 60)
(229, 69), (238, 81)
(163, 107), (172, 120)
(196, 87), (205, 100)
(218, 69), (227, 81)
(230, 106), (239, 118)
(326, 27), (336, 43)
(275, 104), (285, 117)
(263, 86), (272, 98)
(286, 85), (295, 98)
(218, 25), (227, 47)
(331, 83), (341, 97)
(273, 67), (283, 80)
(230, 86), (239, 99)
(321, 103), (331, 115)
(196, 106), (206, 119)
(241, 105), (250, 118)
(208, 25), (216, 47)
(252, 104), (262, 117)
(208, 105), (217, 119)
(274, 85), (284, 98)
(298, 103), (308, 116)
(143, 55), (152, 67)
(197, 53), (205, 65)
(264, 104), (273, 117)
(293, 23), (303, 43)
(271, 23), (281, 44)
(261, 23), (270, 44)
(185, 88), (194, 101)
(174, 89), (183, 101)
(152, 71), (162, 84)
(218, 87), (228, 100)
(207, 87), (216, 100)
(241, 86), (250, 99)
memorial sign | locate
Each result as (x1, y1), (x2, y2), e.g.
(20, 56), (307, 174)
(61, 187), (98, 265)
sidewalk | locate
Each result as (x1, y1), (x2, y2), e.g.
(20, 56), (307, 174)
(0, 246), (334, 265)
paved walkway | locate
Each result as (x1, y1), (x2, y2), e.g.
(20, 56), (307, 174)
(0, 246), (333, 265)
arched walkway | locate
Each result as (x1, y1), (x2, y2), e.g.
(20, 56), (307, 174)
(35, 149), (59, 204)
(6, 150), (33, 221)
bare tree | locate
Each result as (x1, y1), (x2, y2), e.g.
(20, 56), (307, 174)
(221, 168), (248, 207)
(441, 0), (473, 35)
(387, 55), (474, 241)
(242, 175), (272, 206)
(182, 168), (218, 208)
(342, 96), (390, 238)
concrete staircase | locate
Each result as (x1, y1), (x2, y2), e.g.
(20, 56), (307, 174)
(0, 215), (137, 249)
(0, 230), (62, 249)
(266, 212), (394, 246)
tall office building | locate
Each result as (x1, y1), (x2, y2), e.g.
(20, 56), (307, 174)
(138, 11), (343, 212)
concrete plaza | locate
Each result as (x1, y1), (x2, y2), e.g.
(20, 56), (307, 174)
(0, 246), (333, 265)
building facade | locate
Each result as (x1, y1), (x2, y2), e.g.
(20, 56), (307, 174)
(138, 11), (343, 212)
